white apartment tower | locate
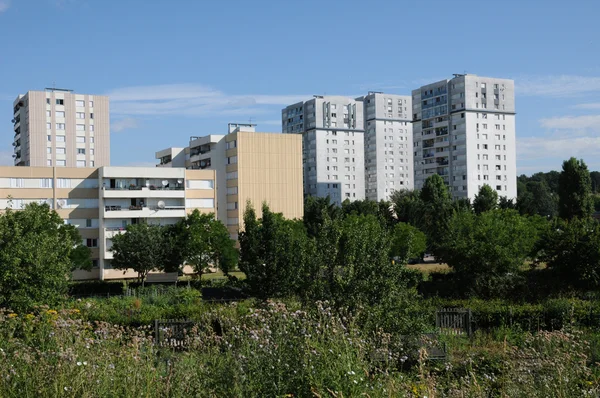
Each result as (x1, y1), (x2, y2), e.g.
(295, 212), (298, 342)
(412, 74), (516, 200)
(12, 88), (110, 167)
(357, 92), (413, 201)
(282, 96), (365, 205)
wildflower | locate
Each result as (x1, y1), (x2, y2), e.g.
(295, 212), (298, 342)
(8, 313), (17, 318)
(77, 361), (82, 366)
(83, 361), (88, 366)
(46, 310), (58, 315)
(64, 386), (71, 391)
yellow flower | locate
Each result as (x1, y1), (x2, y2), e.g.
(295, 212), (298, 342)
(70, 309), (80, 314)
(46, 309), (58, 315)
(7, 313), (17, 318)
(25, 314), (35, 320)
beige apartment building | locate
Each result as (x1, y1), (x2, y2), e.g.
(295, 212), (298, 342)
(0, 166), (216, 281)
(12, 88), (110, 168)
(156, 123), (304, 238)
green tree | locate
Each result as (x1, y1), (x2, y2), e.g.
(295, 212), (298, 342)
(303, 196), (341, 237)
(390, 189), (422, 225)
(390, 222), (427, 263)
(439, 209), (540, 280)
(110, 223), (172, 284)
(419, 175), (453, 256)
(473, 184), (498, 214)
(498, 196), (516, 210)
(179, 210), (237, 278)
(0, 203), (91, 311)
(558, 157), (594, 220)
(539, 217), (600, 288)
(239, 203), (311, 299)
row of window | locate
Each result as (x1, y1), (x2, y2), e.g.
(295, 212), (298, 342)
(47, 135), (94, 143)
(47, 110), (94, 119)
(47, 160), (92, 167)
(47, 122), (95, 131)
(4, 178), (98, 189)
(47, 99), (94, 108)
(47, 147), (94, 155)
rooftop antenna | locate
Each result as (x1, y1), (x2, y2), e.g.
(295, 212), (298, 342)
(248, 117), (253, 124)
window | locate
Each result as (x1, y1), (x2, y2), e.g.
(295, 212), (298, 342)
(226, 187), (238, 195)
(90, 137), (94, 143)
(89, 101), (94, 107)
(85, 239), (98, 248)
(77, 148), (86, 154)
(483, 144), (488, 149)
(495, 124), (500, 130)
(56, 160), (66, 166)
(90, 113), (94, 119)
(56, 123), (65, 130)
(89, 125), (94, 132)
(496, 185), (502, 191)
(56, 111), (65, 118)
(56, 136), (65, 142)
(46, 110), (51, 117)
(46, 122), (51, 130)
(227, 218), (239, 226)
(76, 136), (85, 143)
(85, 219), (92, 228)
(47, 147), (52, 154)
(76, 124), (85, 131)
(10, 178), (24, 188)
(47, 160), (52, 166)
(76, 100), (85, 107)
(226, 140), (237, 149)
(481, 83), (486, 89)
(90, 161), (94, 167)
(226, 202), (238, 210)
(56, 99), (64, 105)
(227, 156), (237, 164)
(56, 178), (70, 188)
(56, 148), (65, 154)
(46, 98), (51, 105)
(90, 149), (94, 155)
(77, 160), (86, 167)
(76, 112), (85, 119)
(47, 135), (52, 142)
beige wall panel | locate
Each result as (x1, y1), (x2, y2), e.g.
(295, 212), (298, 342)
(78, 228), (99, 239)
(72, 268), (100, 281)
(225, 164), (238, 173)
(225, 148), (237, 157)
(56, 188), (98, 199)
(0, 167), (53, 178)
(184, 190), (215, 199)
(185, 169), (215, 180)
(226, 179), (238, 188)
(56, 167), (99, 179)
(55, 208), (99, 219)
(186, 208), (215, 215)
(226, 194), (238, 203)
(0, 188), (53, 199)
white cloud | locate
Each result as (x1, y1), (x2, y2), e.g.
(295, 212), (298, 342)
(111, 117), (139, 133)
(572, 103), (600, 110)
(107, 84), (310, 117)
(0, 0), (10, 13)
(518, 135), (600, 160)
(517, 75), (600, 97)
(539, 115), (600, 130)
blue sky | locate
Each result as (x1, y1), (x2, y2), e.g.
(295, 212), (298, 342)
(0, 0), (599, 174)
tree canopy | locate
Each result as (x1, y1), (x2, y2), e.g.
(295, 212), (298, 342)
(558, 157), (594, 220)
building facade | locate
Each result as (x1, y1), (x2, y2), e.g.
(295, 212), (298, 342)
(412, 74), (516, 200)
(156, 123), (304, 238)
(12, 89), (110, 168)
(282, 96), (366, 205)
(357, 92), (413, 201)
(0, 166), (216, 281)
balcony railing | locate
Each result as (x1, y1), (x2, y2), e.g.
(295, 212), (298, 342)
(103, 186), (184, 191)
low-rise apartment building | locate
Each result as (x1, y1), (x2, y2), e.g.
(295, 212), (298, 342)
(0, 166), (216, 281)
(156, 123), (304, 239)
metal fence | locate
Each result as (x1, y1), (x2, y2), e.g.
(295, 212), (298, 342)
(436, 308), (473, 337)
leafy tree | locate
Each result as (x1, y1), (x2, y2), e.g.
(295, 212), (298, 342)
(590, 171), (600, 193)
(0, 203), (91, 311)
(390, 189), (422, 225)
(473, 184), (498, 214)
(419, 175), (453, 256)
(498, 196), (516, 210)
(178, 210), (237, 278)
(438, 209), (540, 279)
(341, 198), (396, 229)
(539, 217), (600, 288)
(558, 157), (594, 220)
(303, 196), (341, 237)
(110, 223), (172, 284)
(239, 203), (311, 299)
(390, 222), (427, 263)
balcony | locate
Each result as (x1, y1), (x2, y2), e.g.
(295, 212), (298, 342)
(103, 206), (186, 219)
(102, 186), (185, 199)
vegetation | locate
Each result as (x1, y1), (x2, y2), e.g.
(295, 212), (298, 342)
(0, 203), (90, 312)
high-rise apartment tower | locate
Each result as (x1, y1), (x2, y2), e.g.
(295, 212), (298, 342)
(412, 74), (516, 200)
(12, 88), (110, 167)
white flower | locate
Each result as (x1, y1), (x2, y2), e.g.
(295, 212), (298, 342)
(83, 361), (88, 366)
(77, 362), (82, 366)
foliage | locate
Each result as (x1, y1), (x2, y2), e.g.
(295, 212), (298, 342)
(517, 180), (557, 218)
(390, 222), (427, 263)
(341, 198), (396, 229)
(110, 223), (173, 284)
(498, 195), (516, 210)
(539, 217), (600, 288)
(239, 203), (312, 299)
(303, 195), (341, 237)
(472, 184), (498, 214)
(390, 188), (423, 225)
(558, 157), (594, 220)
(0, 203), (91, 311)
(438, 209), (541, 282)
(178, 210), (237, 277)
(419, 175), (454, 256)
